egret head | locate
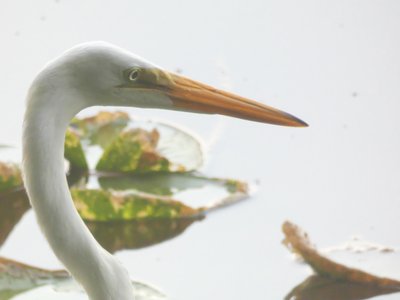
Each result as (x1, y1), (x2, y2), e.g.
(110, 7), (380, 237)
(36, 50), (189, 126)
(33, 41), (307, 127)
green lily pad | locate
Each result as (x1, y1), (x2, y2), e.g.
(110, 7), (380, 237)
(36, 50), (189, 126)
(71, 189), (198, 221)
(96, 129), (170, 173)
(71, 111), (203, 173)
(64, 129), (88, 170)
(0, 163), (23, 193)
(0, 185), (200, 253)
(0, 171), (249, 249)
(71, 173), (249, 222)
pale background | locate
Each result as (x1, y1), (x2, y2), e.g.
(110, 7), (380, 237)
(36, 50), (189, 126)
(1, 1), (400, 299)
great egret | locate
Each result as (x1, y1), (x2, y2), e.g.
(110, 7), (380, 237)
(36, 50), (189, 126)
(22, 42), (307, 300)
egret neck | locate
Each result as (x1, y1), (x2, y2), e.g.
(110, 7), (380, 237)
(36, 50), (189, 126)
(22, 88), (134, 300)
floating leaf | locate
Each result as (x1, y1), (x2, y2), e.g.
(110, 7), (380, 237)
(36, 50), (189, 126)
(282, 221), (400, 288)
(0, 163), (23, 193)
(64, 129), (88, 170)
(71, 189), (198, 221)
(72, 111), (204, 173)
(0, 256), (165, 300)
(71, 172), (249, 221)
(96, 129), (170, 173)
(285, 274), (400, 300)
(0, 256), (69, 300)
(144, 120), (203, 172)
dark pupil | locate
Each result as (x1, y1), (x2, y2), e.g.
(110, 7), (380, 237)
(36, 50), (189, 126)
(130, 70), (139, 80)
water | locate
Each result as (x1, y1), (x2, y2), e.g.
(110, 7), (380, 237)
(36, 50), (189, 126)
(1, 0), (400, 299)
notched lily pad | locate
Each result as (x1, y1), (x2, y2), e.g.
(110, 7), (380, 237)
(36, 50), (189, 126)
(64, 129), (88, 170)
(70, 111), (203, 173)
(0, 163), (23, 193)
(282, 221), (400, 289)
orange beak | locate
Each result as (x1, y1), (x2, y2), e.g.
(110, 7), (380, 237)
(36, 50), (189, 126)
(166, 73), (308, 127)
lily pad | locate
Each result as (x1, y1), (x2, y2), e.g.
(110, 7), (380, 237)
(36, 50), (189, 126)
(72, 173), (249, 221)
(282, 221), (400, 288)
(71, 111), (203, 173)
(64, 129), (88, 171)
(0, 163), (23, 193)
(0, 256), (165, 300)
(0, 171), (249, 249)
(141, 120), (203, 172)
(71, 189), (198, 221)
(0, 256), (69, 300)
(96, 129), (170, 173)
(0, 187), (200, 254)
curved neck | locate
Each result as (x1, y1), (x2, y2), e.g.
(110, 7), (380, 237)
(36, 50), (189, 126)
(22, 90), (133, 300)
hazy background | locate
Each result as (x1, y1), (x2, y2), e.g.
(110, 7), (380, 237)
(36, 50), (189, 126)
(1, 1), (400, 299)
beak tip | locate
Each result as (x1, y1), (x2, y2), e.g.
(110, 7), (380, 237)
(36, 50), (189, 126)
(281, 112), (308, 128)
(294, 118), (309, 127)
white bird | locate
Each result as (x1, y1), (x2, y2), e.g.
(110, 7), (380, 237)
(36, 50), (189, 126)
(22, 42), (307, 300)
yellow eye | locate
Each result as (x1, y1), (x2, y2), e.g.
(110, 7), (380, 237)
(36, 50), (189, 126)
(128, 68), (140, 81)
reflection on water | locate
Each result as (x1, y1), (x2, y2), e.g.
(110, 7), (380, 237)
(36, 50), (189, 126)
(285, 275), (400, 300)
(87, 218), (202, 253)
(0, 191), (30, 247)
(0, 167), (245, 299)
(0, 186), (183, 299)
(1, 171), (399, 299)
(1, 192), (399, 300)
(0, 173), (206, 254)
(1, 186), (400, 299)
